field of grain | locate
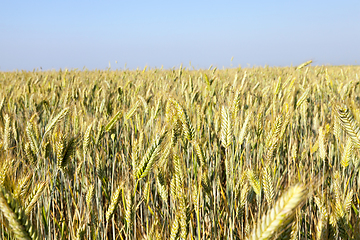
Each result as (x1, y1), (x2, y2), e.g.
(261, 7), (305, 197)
(0, 63), (359, 239)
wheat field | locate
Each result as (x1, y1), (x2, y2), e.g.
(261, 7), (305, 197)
(0, 62), (359, 239)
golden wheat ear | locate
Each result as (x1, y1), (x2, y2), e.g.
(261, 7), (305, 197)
(335, 104), (360, 148)
(248, 184), (307, 240)
(105, 184), (122, 222)
(24, 181), (46, 215)
(0, 187), (41, 240)
(296, 60), (313, 70)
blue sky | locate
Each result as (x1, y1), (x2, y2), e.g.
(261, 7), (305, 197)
(1, 0), (359, 70)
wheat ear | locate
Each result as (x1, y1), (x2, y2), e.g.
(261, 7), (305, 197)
(56, 134), (78, 171)
(106, 185), (122, 221)
(105, 110), (122, 132)
(135, 133), (165, 179)
(262, 167), (274, 205)
(125, 100), (140, 120)
(83, 122), (92, 155)
(314, 196), (329, 240)
(336, 104), (360, 148)
(264, 115), (283, 164)
(44, 107), (69, 137)
(319, 126), (326, 160)
(341, 138), (353, 168)
(248, 184), (307, 240)
(170, 99), (195, 141)
(86, 184), (95, 208)
(296, 60), (312, 70)
(25, 181), (46, 215)
(220, 106), (232, 148)
(3, 114), (11, 151)
(0, 187), (41, 240)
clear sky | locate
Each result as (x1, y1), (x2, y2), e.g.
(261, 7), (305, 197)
(1, 0), (359, 71)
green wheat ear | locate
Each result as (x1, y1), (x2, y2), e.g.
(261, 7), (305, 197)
(135, 132), (166, 180)
(44, 107), (69, 138)
(56, 134), (78, 171)
(0, 187), (41, 240)
(105, 110), (122, 132)
(169, 98), (195, 141)
(125, 100), (140, 121)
